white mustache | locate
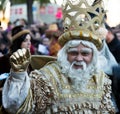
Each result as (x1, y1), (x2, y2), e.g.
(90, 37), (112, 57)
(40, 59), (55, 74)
(73, 61), (86, 66)
(74, 61), (84, 65)
(70, 61), (87, 71)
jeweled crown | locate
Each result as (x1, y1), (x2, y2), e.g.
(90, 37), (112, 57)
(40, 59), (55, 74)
(58, 0), (106, 50)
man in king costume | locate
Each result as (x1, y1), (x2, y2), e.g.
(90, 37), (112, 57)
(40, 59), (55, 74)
(1, 0), (116, 113)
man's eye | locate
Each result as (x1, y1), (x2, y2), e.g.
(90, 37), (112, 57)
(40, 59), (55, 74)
(68, 51), (78, 56)
(81, 52), (90, 56)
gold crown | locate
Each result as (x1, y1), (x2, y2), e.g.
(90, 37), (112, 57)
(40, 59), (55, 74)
(58, 0), (106, 50)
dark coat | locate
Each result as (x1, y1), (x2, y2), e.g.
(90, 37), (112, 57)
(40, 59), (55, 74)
(0, 54), (11, 105)
(112, 65), (120, 113)
(0, 54), (11, 75)
(107, 34), (120, 63)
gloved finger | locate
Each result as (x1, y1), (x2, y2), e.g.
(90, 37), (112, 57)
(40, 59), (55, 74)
(25, 48), (31, 59)
(21, 48), (28, 60)
(17, 49), (25, 63)
(10, 55), (18, 65)
(13, 51), (21, 64)
(22, 60), (30, 70)
(11, 62), (21, 72)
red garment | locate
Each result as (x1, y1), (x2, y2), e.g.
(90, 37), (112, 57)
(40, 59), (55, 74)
(30, 45), (35, 55)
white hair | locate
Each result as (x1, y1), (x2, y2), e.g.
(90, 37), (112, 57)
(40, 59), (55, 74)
(57, 40), (101, 92)
(57, 40), (99, 74)
(98, 40), (118, 75)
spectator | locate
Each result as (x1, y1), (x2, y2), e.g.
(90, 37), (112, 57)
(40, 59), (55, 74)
(45, 23), (62, 56)
(0, 25), (33, 105)
(105, 23), (120, 63)
(105, 23), (120, 112)
(37, 37), (50, 55)
(0, 39), (9, 56)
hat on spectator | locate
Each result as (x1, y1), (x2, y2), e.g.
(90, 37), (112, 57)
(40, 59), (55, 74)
(12, 25), (30, 41)
(45, 24), (62, 39)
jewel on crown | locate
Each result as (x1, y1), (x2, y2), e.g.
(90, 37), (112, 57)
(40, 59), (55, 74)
(62, 0), (106, 32)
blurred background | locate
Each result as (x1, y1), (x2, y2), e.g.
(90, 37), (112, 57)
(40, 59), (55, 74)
(0, 0), (120, 30)
(0, 0), (120, 59)
(0, 0), (63, 30)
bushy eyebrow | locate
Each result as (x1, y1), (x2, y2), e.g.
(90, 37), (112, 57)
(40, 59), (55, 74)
(67, 47), (92, 53)
(67, 48), (77, 52)
(80, 48), (92, 53)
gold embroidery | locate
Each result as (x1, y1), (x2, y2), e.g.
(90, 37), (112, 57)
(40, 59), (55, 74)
(42, 68), (58, 96)
(41, 63), (104, 99)
(51, 63), (71, 89)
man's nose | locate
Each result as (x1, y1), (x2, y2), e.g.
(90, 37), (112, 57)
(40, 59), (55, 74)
(75, 54), (83, 61)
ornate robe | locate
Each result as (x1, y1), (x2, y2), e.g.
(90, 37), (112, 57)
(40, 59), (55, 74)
(2, 62), (115, 114)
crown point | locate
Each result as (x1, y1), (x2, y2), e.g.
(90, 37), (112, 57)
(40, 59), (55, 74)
(58, 0), (106, 50)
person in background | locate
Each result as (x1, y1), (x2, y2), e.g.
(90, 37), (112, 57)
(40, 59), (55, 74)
(0, 25), (32, 105)
(16, 18), (28, 29)
(104, 23), (120, 113)
(1, 0), (117, 113)
(37, 37), (50, 55)
(0, 39), (9, 56)
(105, 23), (120, 113)
(5, 21), (14, 33)
(0, 25), (32, 75)
(45, 23), (62, 56)
(105, 23), (120, 63)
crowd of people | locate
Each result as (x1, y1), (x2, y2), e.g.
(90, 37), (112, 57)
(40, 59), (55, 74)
(0, 0), (120, 113)
(0, 19), (63, 57)
(0, 18), (63, 107)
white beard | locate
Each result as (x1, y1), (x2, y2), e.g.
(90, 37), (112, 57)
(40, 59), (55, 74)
(60, 60), (95, 92)
(57, 40), (99, 92)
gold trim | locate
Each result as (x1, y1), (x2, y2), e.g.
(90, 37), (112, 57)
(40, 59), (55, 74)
(58, 30), (102, 50)
(17, 89), (33, 114)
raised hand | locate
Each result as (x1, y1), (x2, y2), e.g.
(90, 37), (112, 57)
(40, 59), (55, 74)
(10, 48), (31, 72)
